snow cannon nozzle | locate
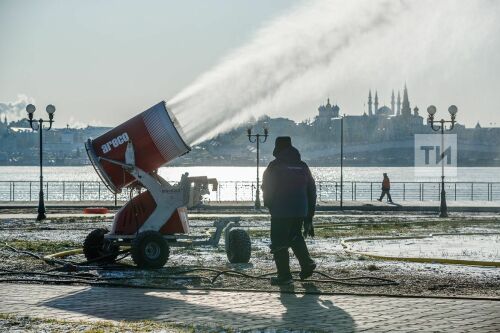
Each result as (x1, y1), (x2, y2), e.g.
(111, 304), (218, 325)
(85, 101), (190, 193)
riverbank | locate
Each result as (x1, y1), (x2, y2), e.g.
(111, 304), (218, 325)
(1, 200), (500, 215)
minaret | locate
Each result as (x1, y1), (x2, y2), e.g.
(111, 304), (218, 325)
(374, 91), (379, 115)
(401, 84), (411, 116)
(397, 91), (401, 116)
(391, 90), (395, 115)
(368, 90), (373, 116)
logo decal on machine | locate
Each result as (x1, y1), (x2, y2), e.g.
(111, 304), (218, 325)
(101, 132), (129, 154)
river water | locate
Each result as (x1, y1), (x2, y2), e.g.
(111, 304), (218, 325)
(0, 166), (499, 183)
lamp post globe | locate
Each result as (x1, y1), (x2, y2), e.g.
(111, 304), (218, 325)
(427, 105), (437, 116)
(46, 104), (56, 115)
(26, 104), (36, 114)
(448, 105), (458, 116)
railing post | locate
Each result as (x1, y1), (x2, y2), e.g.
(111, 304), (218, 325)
(62, 181), (65, 201)
(29, 182), (32, 201)
(403, 183), (406, 201)
(319, 182), (322, 202)
(98, 182), (101, 201)
(335, 182), (338, 201)
(251, 183), (254, 202)
(351, 182), (354, 201)
(46, 182), (49, 201)
(79, 182), (82, 201)
(370, 182), (373, 201)
(12, 182), (15, 201)
(422, 183), (425, 201)
(454, 183), (457, 201)
(235, 182), (238, 202)
(471, 182), (474, 201)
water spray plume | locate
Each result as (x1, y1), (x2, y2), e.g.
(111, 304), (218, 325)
(168, 0), (500, 145)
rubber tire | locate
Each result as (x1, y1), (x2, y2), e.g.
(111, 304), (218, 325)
(83, 228), (118, 264)
(226, 229), (251, 263)
(131, 231), (169, 269)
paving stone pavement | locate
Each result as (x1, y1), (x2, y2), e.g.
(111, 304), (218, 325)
(0, 283), (499, 332)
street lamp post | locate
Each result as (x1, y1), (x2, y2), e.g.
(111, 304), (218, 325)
(247, 127), (268, 209)
(26, 103), (56, 221)
(427, 105), (457, 218)
(340, 115), (344, 210)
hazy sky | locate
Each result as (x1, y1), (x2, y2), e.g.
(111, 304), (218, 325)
(0, 0), (298, 126)
(1, 0), (500, 132)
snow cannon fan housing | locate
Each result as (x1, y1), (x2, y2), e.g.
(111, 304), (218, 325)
(85, 101), (190, 193)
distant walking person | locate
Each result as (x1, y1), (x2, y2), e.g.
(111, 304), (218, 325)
(262, 137), (317, 286)
(377, 173), (393, 203)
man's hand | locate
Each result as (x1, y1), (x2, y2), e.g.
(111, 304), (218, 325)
(303, 216), (314, 238)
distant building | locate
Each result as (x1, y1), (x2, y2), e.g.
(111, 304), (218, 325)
(312, 84), (426, 142)
(315, 98), (340, 125)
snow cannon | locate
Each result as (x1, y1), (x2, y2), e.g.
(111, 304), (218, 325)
(83, 101), (251, 269)
(85, 101), (190, 193)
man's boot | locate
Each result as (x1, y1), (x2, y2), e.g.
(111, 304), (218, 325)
(291, 238), (316, 280)
(271, 248), (293, 286)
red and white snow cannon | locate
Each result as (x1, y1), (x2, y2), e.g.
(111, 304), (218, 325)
(83, 101), (251, 268)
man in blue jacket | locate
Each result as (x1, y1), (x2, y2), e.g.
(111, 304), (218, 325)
(262, 136), (317, 286)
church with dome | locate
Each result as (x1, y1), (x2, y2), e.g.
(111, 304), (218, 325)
(315, 98), (340, 125)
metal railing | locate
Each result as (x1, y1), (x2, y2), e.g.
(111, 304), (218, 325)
(1, 180), (499, 203)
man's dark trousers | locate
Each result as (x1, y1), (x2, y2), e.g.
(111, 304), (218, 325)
(379, 189), (392, 202)
(271, 218), (315, 280)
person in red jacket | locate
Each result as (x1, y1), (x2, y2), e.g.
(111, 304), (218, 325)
(377, 173), (393, 203)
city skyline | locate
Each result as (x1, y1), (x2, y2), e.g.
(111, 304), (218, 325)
(1, 0), (500, 132)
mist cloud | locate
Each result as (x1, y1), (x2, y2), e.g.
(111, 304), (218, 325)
(167, 0), (500, 145)
(0, 95), (34, 122)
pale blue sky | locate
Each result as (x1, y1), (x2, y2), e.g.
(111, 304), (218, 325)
(1, 0), (499, 130)
(0, 0), (298, 126)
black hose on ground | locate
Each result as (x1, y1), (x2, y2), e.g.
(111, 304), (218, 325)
(208, 269), (398, 286)
(3, 244), (44, 260)
(0, 270), (212, 284)
(2, 244), (399, 287)
(2, 243), (78, 267)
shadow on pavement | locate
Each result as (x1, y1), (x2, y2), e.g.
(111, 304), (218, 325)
(278, 283), (355, 332)
(41, 284), (355, 331)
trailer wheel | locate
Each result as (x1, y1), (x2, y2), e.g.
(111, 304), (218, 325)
(226, 229), (251, 263)
(131, 231), (169, 269)
(83, 228), (118, 264)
